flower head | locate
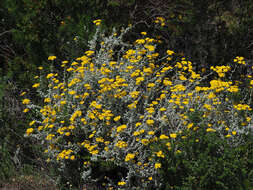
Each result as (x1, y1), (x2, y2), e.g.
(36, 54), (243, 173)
(93, 19), (101, 26)
(22, 99), (30, 105)
(48, 56), (56, 61)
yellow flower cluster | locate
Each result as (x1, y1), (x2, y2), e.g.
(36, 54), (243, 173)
(48, 55), (56, 61)
(117, 124), (127, 133)
(22, 99), (30, 105)
(210, 65), (230, 77)
(155, 163), (161, 169)
(26, 128), (34, 136)
(57, 149), (75, 160)
(154, 17), (166, 26)
(93, 19), (101, 26)
(156, 150), (165, 158)
(22, 25), (253, 188)
(125, 153), (135, 162)
(234, 56), (246, 65)
(234, 104), (252, 111)
(116, 141), (128, 148)
(118, 181), (126, 186)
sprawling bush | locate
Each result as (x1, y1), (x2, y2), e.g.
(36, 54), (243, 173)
(21, 20), (253, 189)
(1, 1), (137, 183)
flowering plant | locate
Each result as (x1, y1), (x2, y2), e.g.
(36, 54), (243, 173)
(21, 20), (253, 189)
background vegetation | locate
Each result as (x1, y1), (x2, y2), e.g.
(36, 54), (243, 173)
(1, 0), (253, 189)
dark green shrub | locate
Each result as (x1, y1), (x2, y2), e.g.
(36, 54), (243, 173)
(0, 142), (15, 183)
(157, 128), (253, 190)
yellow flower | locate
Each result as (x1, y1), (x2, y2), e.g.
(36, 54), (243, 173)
(234, 56), (245, 64)
(20, 91), (27, 96)
(65, 132), (71, 136)
(167, 50), (174, 55)
(23, 108), (29, 113)
(70, 155), (75, 160)
(133, 129), (145, 136)
(146, 107), (155, 114)
(60, 100), (66, 105)
(90, 150), (99, 155)
(206, 128), (216, 132)
(135, 122), (142, 127)
(38, 126), (43, 131)
(32, 83), (40, 88)
(129, 91), (140, 98)
(203, 104), (212, 110)
(48, 56), (56, 61)
(156, 151), (165, 158)
(234, 104), (252, 111)
(46, 73), (54, 79)
(136, 39), (145, 44)
(146, 119), (154, 125)
(125, 153), (135, 161)
(144, 45), (155, 52)
(116, 141), (128, 148)
(187, 123), (194, 129)
(135, 77), (144, 85)
(44, 98), (51, 103)
(93, 19), (101, 26)
(179, 75), (187, 81)
(85, 50), (95, 56)
(128, 101), (137, 109)
(29, 120), (35, 126)
(147, 83), (155, 88)
(143, 67), (153, 74)
(22, 99), (30, 104)
(163, 79), (172, 86)
(95, 137), (104, 143)
(68, 90), (76, 95)
(166, 142), (171, 150)
(69, 125), (75, 130)
(113, 116), (121, 122)
(155, 163), (161, 169)
(160, 134), (169, 140)
(141, 139), (149, 145)
(117, 124), (127, 132)
(170, 133), (177, 138)
(26, 128), (34, 136)
(118, 181), (126, 186)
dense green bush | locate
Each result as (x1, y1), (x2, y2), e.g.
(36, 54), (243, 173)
(158, 128), (253, 189)
(0, 142), (15, 183)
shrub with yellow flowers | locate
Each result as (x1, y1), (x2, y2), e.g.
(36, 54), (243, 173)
(21, 20), (253, 189)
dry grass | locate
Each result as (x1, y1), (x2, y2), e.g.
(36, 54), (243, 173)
(0, 175), (58, 190)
